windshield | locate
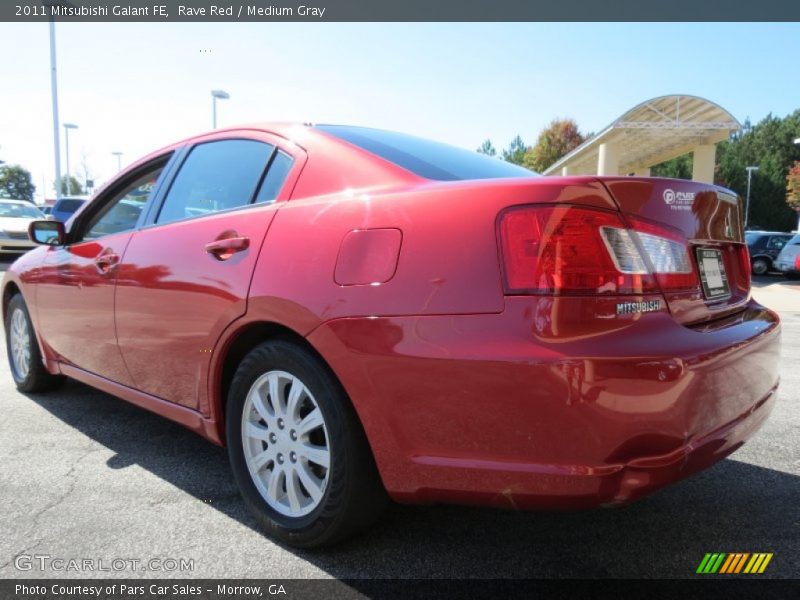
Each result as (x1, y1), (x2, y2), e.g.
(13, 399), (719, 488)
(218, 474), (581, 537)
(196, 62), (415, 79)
(317, 125), (538, 181)
(0, 202), (43, 219)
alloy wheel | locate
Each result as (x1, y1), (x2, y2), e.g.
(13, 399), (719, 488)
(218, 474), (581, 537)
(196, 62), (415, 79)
(9, 308), (31, 381)
(241, 370), (331, 518)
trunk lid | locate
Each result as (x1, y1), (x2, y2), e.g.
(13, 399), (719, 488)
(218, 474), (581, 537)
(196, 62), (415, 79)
(602, 177), (750, 325)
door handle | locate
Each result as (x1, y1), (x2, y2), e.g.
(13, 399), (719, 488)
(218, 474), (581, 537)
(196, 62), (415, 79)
(205, 236), (250, 260)
(94, 252), (120, 274)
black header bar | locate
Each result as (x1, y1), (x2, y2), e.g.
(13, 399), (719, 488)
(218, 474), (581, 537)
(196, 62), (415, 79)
(4, 0), (800, 22)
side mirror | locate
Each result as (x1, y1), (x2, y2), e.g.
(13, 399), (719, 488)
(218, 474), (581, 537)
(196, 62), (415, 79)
(28, 220), (66, 246)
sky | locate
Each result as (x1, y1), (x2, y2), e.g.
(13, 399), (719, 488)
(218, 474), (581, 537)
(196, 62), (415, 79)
(0, 22), (798, 201)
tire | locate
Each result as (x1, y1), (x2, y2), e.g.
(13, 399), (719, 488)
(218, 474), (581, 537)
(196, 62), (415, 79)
(226, 339), (387, 547)
(751, 257), (770, 276)
(5, 294), (65, 393)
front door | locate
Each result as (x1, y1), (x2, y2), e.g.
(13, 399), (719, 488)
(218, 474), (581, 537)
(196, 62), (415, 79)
(35, 159), (170, 385)
(114, 137), (298, 409)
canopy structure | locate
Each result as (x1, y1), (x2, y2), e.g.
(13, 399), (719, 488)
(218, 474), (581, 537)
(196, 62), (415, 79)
(543, 95), (741, 182)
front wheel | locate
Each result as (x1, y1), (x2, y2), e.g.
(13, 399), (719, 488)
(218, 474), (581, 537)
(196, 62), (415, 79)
(226, 339), (387, 547)
(5, 294), (64, 393)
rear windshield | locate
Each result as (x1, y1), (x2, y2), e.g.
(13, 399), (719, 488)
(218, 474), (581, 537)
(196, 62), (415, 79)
(56, 199), (85, 212)
(317, 125), (537, 181)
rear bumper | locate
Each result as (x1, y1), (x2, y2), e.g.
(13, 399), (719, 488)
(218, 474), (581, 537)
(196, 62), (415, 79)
(308, 296), (781, 509)
(598, 383), (776, 505)
(775, 247), (799, 273)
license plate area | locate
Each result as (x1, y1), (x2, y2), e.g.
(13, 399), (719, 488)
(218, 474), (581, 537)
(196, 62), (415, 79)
(696, 248), (731, 300)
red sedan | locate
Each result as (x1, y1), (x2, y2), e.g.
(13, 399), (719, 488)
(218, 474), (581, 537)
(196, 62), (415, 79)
(3, 124), (780, 547)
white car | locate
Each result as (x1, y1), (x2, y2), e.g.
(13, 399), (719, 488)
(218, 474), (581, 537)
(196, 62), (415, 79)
(774, 233), (800, 278)
(0, 199), (45, 254)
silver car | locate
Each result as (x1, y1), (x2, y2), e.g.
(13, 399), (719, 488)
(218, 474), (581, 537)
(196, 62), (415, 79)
(774, 233), (800, 278)
(0, 200), (45, 254)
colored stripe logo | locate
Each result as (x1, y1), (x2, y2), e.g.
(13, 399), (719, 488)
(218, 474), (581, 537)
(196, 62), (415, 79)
(696, 553), (773, 574)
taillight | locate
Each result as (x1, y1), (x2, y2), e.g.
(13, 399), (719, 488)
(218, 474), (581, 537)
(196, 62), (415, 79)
(626, 217), (698, 292)
(498, 205), (658, 295)
(498, 205), (699, 296)
(737, 244), (752, 289)
(795, 254), (800, 270)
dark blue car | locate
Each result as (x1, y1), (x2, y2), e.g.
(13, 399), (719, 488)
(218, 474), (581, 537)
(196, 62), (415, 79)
(50, 196), (87, 223)
(745, 231), (793, 275)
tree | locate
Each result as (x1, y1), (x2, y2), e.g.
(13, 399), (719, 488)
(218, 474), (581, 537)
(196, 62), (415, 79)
(715, 109), (800, 231)
(58, 175), (84, 196)
(477, 139), (497, 157)
(787, 161), (800, 231)
(651, 152), (693, 180)
(522, 119), (585, 173)
(502, 135), (528, 166)
(0, 164), (36, 201)
(787, 161), (800, 210)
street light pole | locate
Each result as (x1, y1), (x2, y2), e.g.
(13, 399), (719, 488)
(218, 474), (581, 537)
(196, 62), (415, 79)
(63, 123), (78, 195)
(49, 20), (62, 201)
(112, 151), (123, 172)
(211, 89), (230, 129)
(744, 165), (759, 229)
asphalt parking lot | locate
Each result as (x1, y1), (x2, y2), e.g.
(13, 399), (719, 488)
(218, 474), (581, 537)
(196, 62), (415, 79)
(0, 257), (798, 580)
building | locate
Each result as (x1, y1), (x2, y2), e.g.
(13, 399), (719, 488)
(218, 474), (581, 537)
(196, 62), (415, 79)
(543, 95), (741, 183)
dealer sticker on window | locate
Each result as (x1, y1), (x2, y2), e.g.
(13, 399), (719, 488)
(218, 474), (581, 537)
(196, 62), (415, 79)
(696, 248), (730, 300)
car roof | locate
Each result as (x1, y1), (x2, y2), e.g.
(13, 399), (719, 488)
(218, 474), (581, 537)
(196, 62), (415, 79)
(92, 122), (423, 202)
(0, 198), (33, 205)
(155, 122), (415, 155)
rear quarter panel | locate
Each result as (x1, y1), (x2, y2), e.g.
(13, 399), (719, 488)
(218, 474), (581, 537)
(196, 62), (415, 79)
(246, 177), (619, 327)
(223, 176), (620, 454)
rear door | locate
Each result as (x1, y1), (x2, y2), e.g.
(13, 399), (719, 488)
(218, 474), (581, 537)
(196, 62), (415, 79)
(766, 234), (791, 259)
(114, 133), (303, 410)
(603, 178), (749, 324)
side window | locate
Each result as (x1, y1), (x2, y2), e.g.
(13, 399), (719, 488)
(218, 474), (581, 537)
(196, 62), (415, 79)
(83, 167), (165, 240)
(767, 236), (788, 250)
(156, 140), (273, 225)
(255, 150), (294, 204)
